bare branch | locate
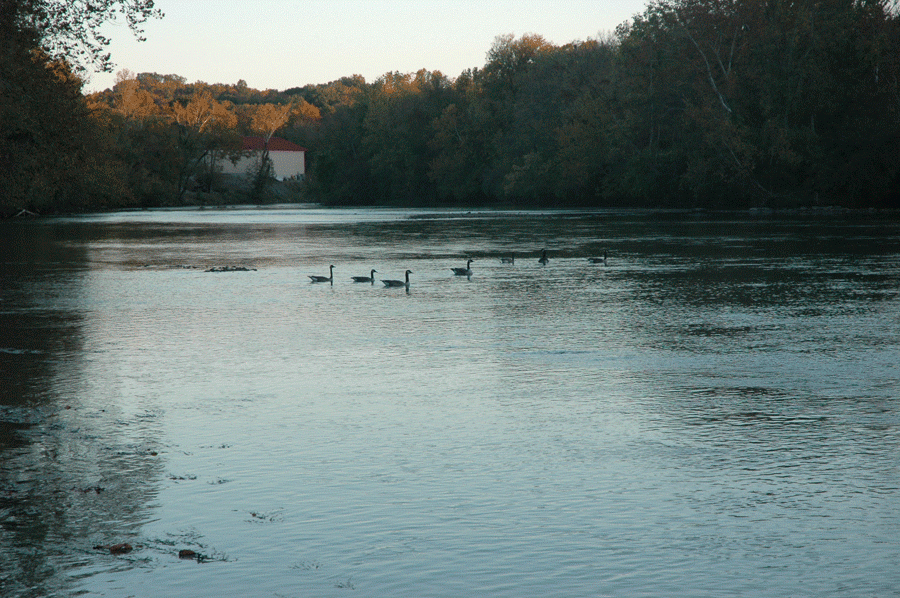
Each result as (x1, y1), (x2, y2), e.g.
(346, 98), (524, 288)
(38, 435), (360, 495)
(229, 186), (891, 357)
(675, 12), (733, 114)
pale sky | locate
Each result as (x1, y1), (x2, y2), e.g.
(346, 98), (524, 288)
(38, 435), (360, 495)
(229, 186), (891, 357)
(86, 0), (648, 93)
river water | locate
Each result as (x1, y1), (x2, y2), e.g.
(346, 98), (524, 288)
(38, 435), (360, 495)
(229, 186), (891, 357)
(1, 207), (898, 597)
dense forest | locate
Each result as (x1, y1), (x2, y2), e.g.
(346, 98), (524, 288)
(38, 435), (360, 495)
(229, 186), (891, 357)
(3, 0), (900, 217)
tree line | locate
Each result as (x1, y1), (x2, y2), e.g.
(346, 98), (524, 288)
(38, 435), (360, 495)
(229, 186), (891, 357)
(3, 0), (900, 218)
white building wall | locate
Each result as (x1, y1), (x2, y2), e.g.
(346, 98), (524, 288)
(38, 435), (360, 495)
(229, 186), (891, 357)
(220, 150), (306, 180)
(269, 151), (305, 179)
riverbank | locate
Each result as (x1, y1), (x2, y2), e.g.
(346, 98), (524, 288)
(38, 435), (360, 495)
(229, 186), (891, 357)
(4, 191), (900, 221)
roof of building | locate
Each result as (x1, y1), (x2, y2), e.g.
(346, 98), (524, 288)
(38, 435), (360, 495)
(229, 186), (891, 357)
(242, 136), (307, 152)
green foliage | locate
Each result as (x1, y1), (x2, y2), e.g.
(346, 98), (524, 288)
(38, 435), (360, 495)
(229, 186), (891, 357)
(5, 0), (162, 74)
(1, 0), (161, 216)
(359, 70), (450, 204)
(0, 35), (130, 216)
(303, 98), (372, 205)
(610, 0), (900, 207)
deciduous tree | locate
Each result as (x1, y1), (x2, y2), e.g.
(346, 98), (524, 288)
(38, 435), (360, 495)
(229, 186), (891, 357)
(171, 89), (239, 200)
(3, 0), (163, 74)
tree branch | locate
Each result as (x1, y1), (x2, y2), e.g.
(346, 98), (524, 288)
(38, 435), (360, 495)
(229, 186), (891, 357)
(676, 14), (733, 114)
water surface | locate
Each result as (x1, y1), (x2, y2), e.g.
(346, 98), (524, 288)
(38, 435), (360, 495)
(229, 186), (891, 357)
(1, 207), (899, 597)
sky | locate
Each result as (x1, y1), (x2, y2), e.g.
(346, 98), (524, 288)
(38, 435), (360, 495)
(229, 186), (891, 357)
(85, 0), (649, 93)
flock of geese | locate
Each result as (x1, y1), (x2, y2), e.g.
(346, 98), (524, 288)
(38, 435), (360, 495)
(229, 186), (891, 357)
(308, 249), (608, 288)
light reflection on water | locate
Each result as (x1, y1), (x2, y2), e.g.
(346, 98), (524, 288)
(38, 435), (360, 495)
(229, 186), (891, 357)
(1, 208), (899, 597)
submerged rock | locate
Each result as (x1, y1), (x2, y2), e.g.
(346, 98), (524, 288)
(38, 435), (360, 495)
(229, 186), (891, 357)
(178, 549), (208, 562)
(94, 543), (133, 554)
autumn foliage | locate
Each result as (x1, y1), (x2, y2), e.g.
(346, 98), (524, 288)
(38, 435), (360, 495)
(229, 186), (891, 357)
(3, 0), (900, 216)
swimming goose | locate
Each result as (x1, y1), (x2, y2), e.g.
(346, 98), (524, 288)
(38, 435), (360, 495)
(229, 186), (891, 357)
(383, 270), (412, 287)
(309, 265), (334, 283)
(500, 254), (515, 264)
(538, 249), (549, 265)
(451, 259), (474, 276)
(588, 251), (607, 265)
(351, 269), (377, 283)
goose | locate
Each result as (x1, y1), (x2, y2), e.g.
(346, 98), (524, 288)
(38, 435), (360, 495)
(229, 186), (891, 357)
(351, 269), (377, 283)
(588, 251), (607, 265)
(309, 265), (334, 283)
(383, 270), (412, 288)
(451, 259), (474, 276)
(500, 253), (515, 264)
(538, 249), (549, 265)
